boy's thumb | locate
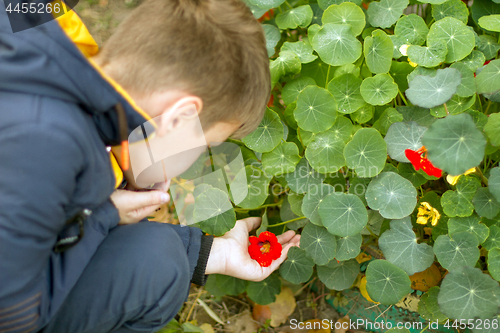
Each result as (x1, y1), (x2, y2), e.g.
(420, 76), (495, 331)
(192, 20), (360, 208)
(132, 190), (170, 209)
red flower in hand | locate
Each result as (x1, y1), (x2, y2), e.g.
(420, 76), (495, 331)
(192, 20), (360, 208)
(405, 146), (442, 178)
(248, 231), (282, 267)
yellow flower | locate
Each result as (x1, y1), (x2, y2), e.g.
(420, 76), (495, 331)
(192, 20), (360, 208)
(446, 167), (477, 185)
(408, 60), (418, 67)
(399, 44), (409, 56)
(417, 202), (441, 226)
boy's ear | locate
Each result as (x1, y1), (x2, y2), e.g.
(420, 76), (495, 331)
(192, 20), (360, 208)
(157, 96), (203, 137)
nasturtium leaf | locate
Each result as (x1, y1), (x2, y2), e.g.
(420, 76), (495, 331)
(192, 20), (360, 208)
(262, 142), (301, 176)
(477, 35), (500, 60)
(427, 17), (475, 63)
(367, 0), (409, 28)
(372, 107), (403, 135)
(344, 128), (387, 178)
(485, 114), (500, 147)
(301, 59), (335, 88)
(322, 2), (365, 36)
(479, 15), (500, 32)
(256, 210), (268, 236)
(275, 5), (313, 30)
(243, 108), (284, 153)
(477, 59), (500, 95)
(483, 225), (500, 251)
(310, 3), (324, 26)
(364, 30), (393, 74)
(284, 102), (298, 130)
(286, 158), (326, 194)
(397, 106), (435, 127)
(472, 0), (500, 26)
(318, 192), (368, 237)
(205, 274), (226, 298)
(406, 66), (437, 84)
(263, 24), (281, 58)
(302, 184), (335, 226)
(394, 14), (429, 45)
(448, 214), (490, 244)
(246, 274), (281, 305)
(288, 192), (305, 217)
(441, 177), (481, 218)
(365, 172), (417, 219)
(294, 85), (337, 133)
(474, 187), (500, 219)
(379, 217), (434, 275)
(194, 188), (236, 236)
(385, 121), (427, 163)
(422, 113), (487, 176)
(318, 0), (362, 10)
(398, 162), (427, 187)
(280, 196), (308, 230)
(282, 77), (316, 106)
(351, 104), (374, 124)
(298, 128), (315, 147)
(281, 41), (318, 64)
(311, 23), (362, 67)
(300, 223), (337, 265)
(305, 129), (346, 173)
(360, 74), (399, 106)
(489, 168), (500, 202)
(449, 63), (476, 98)
(365, 259), (412, 305)
(334, 63), (361, 78)
(467, 109), (489, 131)
(406, 40), (448, 68)
(215, 274), (248, 296)
(242, 0), (268, 18)
(327, 116), (354, 144)
(488, 248), (500, 282)
(389, 34), (406, 59)
(459, 50), (487, 72)
(317, 259), (359, 290)
(327, 74), (366, 114)
(270, 51), (301, 88)
(406, 67), (461, 109)
(418, 287), (448, 323)
(418, 0), (447, 4)
(432, 0), (469, 24)
(335, 233), (362, 261)
(438, 266), (500, 320)
(434, 232), (480, 271)
(279, 247), (314, 284)
(231, 165), (271, 209)
(390, 61), (414, 92)
(430, 94), (476, 117)
(249, 0), (285, 9)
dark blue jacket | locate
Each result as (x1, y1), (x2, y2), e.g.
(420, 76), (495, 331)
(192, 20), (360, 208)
(0, 7), (208, 332)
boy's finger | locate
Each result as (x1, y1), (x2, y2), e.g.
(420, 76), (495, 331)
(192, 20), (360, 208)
(276, 230), (296, 244)
(127, 203), (163, 221)
(127, 190), (169, 210)
(240, 217), (262, 232)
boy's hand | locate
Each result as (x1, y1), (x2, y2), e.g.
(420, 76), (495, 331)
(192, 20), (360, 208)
(205, 217), (301, 282)
(110, 189), (170, 225)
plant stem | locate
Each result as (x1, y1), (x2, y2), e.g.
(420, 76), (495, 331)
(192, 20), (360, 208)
(485, 100), (492, 115)
(284, 0), (293, 9)
(420, 323), (430, 333)
(365, 225), (378, 238)
(398, 88), (408, 106)
(234, 201), (282, 212)
(271, 215), (306, 227)
(477, 168), (489, 186)
(325, 65), (331, 87)
(443, 103), (449, 115)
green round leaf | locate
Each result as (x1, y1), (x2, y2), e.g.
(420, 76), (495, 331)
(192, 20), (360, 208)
(280, 195), (308, 230)
(367, 0), (409, 28)
(263, 24), (281, 58)
(474, 187), (500, 219)
(441, 176), (481, 217)
(407, 40), (448, 68)
(389, 34), (406, 59)
(281, 41), (318, 64)
(434, 232), (480, 271)
(458, 50), (486, 72)
(275, 5), (314, 30)
(394, 14), (429, 45)
(318, 192), (368, 237)
(279, 247), (314, 284)
(270, 51), (302, 88)
(478, 35), (500, 60)
(262, 142), (301, 176)
(233, 165), (272, 209)
(246, 274), (282, 305)
(215, 274), (248, 296)
(311, 23), (362, 66)
(302, 183), (335, 225)
(250, 0), (285, 9)
(430, 94), (476, 117)
(294, 85), (337, 133)
(242, 0), (268, 18)
(406, 68), (461, 109)
(242, 108), (284, 153)
(318, 0), (362, 10)
(379, 217), (435, 275)
(288, 192), (304, 216)
(448, 214), (490, 244)
(449, 62), (476, 98)
(335, 233), (362, 261)
(322, 2), (366, 36)
(488, 248), (500, 282)
(284, 102), (298, 130)
(285, 158), (326, 194)
(365, 172), (417, 219)
(427, 17), (475, 63)
(300, 223), (337, 265)
(422, 113), (487, 176)
(305, 129), (346, 173)
(351, 104), (374, 124)
(438, 266), (500, 320)
(398, 162), (428, 187)
(327, 74), (366, 114)
(344, 128), (387, 178)
(385, 121), (427, 163)
(364, 29), (393, 74)
(472, 0), (500, 27)
(484, 113), (500, 147)
(372, 107), (403, 135)
(195, 188), (236, 236)
(479, 14), (500, 32)
(360, 74), (399, 106)
(432, 0), (469, 24)
(477, 59), (500, 95)
(365, 259), (412, 305)
(418, 286), (449, 323)
(317, 259), (359, 290)
(489, 167), (500, 202)
(483, 225), (500, 251)
(301, 59), (335, 88)
(282, 77), (317, 106)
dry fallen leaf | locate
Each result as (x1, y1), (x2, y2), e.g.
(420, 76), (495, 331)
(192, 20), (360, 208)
(226, 309), (258, 333)
(200, 323), (214, 333)
(252, 304), (272, 323)
(335, 315), (350, 333)
(268, 286), (297, 327)
(359, 276), (379, 304)
(409, 263), (441, 292)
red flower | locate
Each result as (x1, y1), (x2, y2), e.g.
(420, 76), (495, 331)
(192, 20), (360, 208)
(248, 231), (282, 267)
(258, 9), (274, 23)
(405, 146), (442, 178)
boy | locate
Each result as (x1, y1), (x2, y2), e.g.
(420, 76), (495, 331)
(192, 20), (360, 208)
(0, 0), (301, 332)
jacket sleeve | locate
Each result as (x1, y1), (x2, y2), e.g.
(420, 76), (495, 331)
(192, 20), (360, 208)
(0, 124), (119, 332)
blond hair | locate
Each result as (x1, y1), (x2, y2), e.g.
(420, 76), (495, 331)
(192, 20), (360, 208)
(96, 0), (270, 138)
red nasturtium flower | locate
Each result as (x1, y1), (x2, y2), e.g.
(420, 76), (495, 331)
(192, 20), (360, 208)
(405, 146), (442, 178)
(248, 231), (282, 267)
(258, 9), (274, 22)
